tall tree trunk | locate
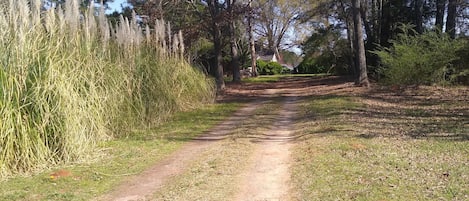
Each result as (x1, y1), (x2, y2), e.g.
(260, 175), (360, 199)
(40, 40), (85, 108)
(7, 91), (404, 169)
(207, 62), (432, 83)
(228, 0), (241, 83)
(436, 0), (446, 31)
(414, 0), (424, 33)
(347, 17), (358, 76)
(352, 0), (370, 87)
(248, 0), (257, 77)
(446, 0), (458, 38)
(213, 28), (225, 91)
(208, 0), (225, 91)
(380, 1), (392, 47)
(339, 0), (357, 75)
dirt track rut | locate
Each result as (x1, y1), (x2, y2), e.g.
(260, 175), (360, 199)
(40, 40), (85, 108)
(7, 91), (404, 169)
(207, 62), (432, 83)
(235, 96), (298, 201)
(101, 101), (263, 201)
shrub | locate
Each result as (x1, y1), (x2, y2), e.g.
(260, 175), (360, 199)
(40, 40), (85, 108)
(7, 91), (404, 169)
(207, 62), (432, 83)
(452, 39), (469, 85)
(373, 27), (463, 85)
(297, 57), (328, 74)
(257, 60), (285, 75)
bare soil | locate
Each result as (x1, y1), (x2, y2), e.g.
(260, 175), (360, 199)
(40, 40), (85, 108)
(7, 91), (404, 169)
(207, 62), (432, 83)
(234, 96), (298, 201)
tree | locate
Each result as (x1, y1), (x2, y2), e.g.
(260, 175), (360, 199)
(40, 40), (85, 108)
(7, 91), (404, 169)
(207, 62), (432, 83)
(352, 0), (369, 86)
(435, 0), (445, 31)
(414, 0), (424, 33)
(206, 0), (226, 91)
(248, 0), (258, 76)
(446, 0), (458, 38)
(228, 0), (242, 83)
(253, 0), (306, 61)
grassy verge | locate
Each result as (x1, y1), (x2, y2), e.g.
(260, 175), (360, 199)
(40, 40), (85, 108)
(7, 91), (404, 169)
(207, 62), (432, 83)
(292, 91), (469, 200)
(0, 102), (240, 201)
(242, 75), (282, 83)
(240, 74), (328, 84)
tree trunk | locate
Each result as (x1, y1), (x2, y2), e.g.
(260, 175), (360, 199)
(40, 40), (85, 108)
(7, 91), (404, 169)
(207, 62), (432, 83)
(230, 29), (241, 83)
(347, 15), (358, 76)
(339, 0), (357, 76)
(352, 0), (369, 87)
(213, 28), (225, 91)
(228, 0), (241, 83)
(248, 0), (257, 77)
(380, 1), (392, 47)
(414, 0), (424, 34)
(208, 0), (225, 91)
(446, 0), (457, 38)
(436, 0), (446, 31)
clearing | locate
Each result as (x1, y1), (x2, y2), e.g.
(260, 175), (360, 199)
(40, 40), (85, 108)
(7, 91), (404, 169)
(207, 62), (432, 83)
(104, 75), (468, 200)
(1, 75), (468, 200)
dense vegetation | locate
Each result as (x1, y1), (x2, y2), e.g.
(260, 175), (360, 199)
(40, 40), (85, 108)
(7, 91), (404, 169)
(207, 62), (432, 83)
(0, 0), (214, 177)
(301, 0), (469, 85)
(373, 27), (467, 85)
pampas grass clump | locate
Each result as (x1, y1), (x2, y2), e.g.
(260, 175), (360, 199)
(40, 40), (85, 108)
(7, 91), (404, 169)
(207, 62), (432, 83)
(0, 0), (214, 177)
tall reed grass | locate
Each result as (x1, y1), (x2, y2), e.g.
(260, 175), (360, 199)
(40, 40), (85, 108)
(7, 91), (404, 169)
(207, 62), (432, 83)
(0, 0), (214, 177)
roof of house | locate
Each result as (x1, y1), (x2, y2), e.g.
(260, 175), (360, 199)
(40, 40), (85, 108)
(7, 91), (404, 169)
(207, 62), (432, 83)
(257, 54), (277, 62)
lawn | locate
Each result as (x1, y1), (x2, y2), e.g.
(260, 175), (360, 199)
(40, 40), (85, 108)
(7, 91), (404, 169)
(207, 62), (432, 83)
(291, 86), (469, 200)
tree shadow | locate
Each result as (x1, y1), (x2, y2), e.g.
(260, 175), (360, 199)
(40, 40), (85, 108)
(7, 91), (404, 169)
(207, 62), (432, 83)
(289, 80), (468, 142)
(141, 75), (468, 143)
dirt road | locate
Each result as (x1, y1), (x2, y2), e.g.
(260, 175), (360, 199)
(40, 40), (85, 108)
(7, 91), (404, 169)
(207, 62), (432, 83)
(102, 76), (358, 201)
(235, 96), (298, 201)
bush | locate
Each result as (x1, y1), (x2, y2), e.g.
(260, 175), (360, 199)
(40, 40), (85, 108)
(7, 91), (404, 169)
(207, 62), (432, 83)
(297, 57), (328, 74)
(257, 60), (285, 75)
(452, 39), (469, 85)
(373, 27), (463, 85)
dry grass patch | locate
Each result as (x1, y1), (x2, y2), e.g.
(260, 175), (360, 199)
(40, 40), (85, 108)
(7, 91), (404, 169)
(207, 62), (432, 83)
(292, 86), (469, 200)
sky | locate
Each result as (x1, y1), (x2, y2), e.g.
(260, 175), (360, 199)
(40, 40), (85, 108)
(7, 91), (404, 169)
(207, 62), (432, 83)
(107, 0), (129, 13)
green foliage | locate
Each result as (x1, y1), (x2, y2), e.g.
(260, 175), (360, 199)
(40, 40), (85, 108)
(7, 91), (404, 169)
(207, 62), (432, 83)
(452, 39), (469, 85)
(256, 60), (286, 75)
(300, 26), (353, 75)
(374, 27), (463, 85)
(297, 57), (329, 74)
(0, 0), (214, 177)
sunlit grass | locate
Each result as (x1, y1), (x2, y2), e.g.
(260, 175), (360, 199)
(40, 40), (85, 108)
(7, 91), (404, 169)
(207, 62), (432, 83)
(292, 95), (469, 200)
(240, 74), (329, 84)
(0, 102), (239, 200)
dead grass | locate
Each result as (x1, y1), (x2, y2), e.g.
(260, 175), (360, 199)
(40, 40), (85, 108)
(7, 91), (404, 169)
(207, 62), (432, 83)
(292, 85), (469, 200)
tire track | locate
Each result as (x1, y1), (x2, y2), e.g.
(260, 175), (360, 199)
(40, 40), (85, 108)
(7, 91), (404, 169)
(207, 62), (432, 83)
(235, 96), (298, 201)
(100, 101), (263, 201)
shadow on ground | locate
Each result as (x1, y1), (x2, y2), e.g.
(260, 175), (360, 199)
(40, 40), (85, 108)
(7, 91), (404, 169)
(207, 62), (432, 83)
(218, 75), (469, 142)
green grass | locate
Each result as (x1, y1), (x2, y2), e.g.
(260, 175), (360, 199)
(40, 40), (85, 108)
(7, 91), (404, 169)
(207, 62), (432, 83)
(292, 94), (469, 200)
(0, 102), (240, 201)
(241, 75), (282, 83)
(240, 74), (328, 84)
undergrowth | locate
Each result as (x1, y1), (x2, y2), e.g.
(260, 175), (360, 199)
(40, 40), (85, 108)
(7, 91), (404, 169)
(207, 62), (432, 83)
(373, 25), (464, 85)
